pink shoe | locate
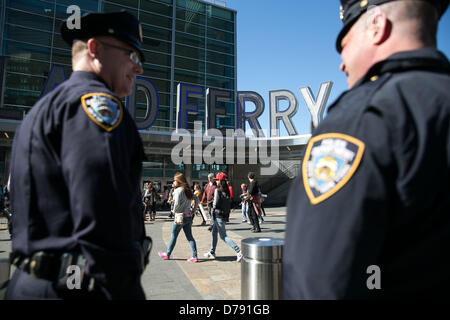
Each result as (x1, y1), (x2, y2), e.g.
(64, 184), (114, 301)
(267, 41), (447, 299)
(158, 251), (170, 260)
(187, 257), (198, 262)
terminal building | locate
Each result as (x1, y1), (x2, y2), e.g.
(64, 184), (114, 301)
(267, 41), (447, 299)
(0, 0), (309, 204)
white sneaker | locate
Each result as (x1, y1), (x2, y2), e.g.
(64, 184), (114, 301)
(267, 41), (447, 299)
(236, 252), (243, 262)
(203, 252), (216, 259)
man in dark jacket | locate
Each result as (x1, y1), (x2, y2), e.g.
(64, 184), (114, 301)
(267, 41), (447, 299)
(284, 0), (450, 299)
(7, 12), (151, 299)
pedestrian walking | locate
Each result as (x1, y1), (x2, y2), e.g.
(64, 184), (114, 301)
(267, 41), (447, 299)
(158, 173), (199, 262)
(194, 184), (208, 225)
(246, 172), (262, 233)
(202, 173), (216, 229)
(240, 184), (249, 223)
(204, 179), (242, 262)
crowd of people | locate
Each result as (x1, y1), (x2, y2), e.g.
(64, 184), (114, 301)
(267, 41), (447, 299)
(140, 171), (268, 263)
(141, 172), (267, 231)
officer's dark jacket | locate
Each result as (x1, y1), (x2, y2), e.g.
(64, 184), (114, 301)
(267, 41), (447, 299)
(10, 71), (146, 295)
(284, 48), (450, 299)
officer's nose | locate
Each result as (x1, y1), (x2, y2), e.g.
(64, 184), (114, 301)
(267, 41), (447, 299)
(135, 63), (143, 75)
(339, 62), (345, 72)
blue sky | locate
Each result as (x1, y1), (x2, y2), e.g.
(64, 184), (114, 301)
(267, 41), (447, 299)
(225, 0), (450, 136)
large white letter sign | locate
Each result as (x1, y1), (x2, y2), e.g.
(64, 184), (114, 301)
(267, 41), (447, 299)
(269, 90), (298, 137)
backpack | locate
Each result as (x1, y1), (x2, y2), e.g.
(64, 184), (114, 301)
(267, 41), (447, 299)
(220, 191), (231, 218)
(214, 191), (231, 219)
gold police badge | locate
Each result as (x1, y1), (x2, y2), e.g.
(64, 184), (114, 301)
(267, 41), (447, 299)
(302, 133), (365, 205)
(81, 92), (123, 132)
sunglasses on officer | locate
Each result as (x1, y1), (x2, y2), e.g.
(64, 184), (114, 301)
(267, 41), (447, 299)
(97, 39), (142, 68)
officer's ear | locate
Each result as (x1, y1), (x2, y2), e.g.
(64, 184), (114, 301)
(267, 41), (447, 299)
(365, 9), (391, 47)
(86, 38), (101, 60)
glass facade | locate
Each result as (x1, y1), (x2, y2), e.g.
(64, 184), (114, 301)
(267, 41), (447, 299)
(0, 0), (237, 132)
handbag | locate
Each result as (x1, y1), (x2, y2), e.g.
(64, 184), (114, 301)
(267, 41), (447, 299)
(174, 212), (184, 225)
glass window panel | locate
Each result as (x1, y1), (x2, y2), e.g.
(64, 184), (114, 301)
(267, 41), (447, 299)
(6, 9), (53, 32)
(52, 48), (72, 65)
(4, 88), (41, 107)
(217, 116), (234, 128)
(143, 168), (164, 177)
(206, 50), (234, 66)
(157, 109), (170, 121)
(140, 0), (172, 17)
(142, 24), (172, 41)
(5, 72), (47, 92)
(154, 0), (172, 4)
(175, 56), (205, 73)
(206, 74), (234, 90)
(141, 76), (171, 93)
(207, 28), (233, 43)
(176, 8), (205, 25)
(140, 11), (172, 29)
(6, 0), (54, 17)
(145, 154), (164, 167)
(159, 94), (171, 107)
(142, 39), (171, 54)
(5, 40), (51, 62)
(56, 0), (99, 12)
(103, 0), (138, 8)
(5, 25), (52, 47)
(175, 32), (205, 48)
(206, 62), (234, 78)
(223, 101), (236, 114)
(175, 43), (205, 60)
(207, 39), (234, 55)
(6, 57), (50, 75)
(165, 169), (183, 177)
(142, 50), (171, 67)
(176, 0), (205, 14)
(143, 64), (171, 80)
(102, 2), (138, 16)
(174, 69), (204, 86)
(176, 20), (205, 37)
(207, 16), (234, 32)
(207, 5), (234, 21)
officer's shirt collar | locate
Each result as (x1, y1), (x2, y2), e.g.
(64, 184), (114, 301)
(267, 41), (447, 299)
(70, 71), (112, 91)
(354, 47), (450, 88)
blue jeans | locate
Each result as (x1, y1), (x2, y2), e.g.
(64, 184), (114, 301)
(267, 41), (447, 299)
(241, 202), (248, 221)
(210, 217), (240, 254)
(166, 216), (197, 258)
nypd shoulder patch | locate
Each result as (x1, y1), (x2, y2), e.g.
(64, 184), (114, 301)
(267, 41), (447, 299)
(302, 133), (365, 205)
(81, 92), (123, 131)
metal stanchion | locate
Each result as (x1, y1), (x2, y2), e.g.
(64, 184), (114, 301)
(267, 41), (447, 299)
(241, 237), (284, 300)
(0, 257), (10, 300)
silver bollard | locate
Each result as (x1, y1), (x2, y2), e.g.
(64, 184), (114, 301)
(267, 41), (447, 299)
(241, 237), (284, 300)
(0, 258), (10, 300)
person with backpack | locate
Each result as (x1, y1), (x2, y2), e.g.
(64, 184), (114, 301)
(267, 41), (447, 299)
(204, 173), (242, 262)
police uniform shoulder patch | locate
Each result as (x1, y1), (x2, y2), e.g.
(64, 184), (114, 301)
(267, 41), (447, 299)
(302, 133), (365, 205)
(81, 92), (123, 132)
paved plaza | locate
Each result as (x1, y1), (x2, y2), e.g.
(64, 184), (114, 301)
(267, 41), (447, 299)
(0, 207), (286, 300)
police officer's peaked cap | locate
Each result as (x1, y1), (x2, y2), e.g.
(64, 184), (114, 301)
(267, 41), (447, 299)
(61, 11), (157, 62)
(336, 0), (449, 53)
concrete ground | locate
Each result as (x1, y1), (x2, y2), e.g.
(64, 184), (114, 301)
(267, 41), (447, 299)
(0, 207), (286, 300)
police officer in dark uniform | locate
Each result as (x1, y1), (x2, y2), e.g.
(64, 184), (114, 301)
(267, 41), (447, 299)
(6, 11), (152, 299)
(284, 0), (450, 299)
